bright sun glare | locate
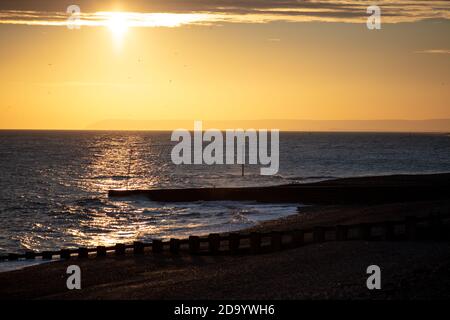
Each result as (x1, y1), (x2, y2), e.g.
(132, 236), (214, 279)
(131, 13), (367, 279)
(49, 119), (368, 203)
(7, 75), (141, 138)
(107, 13), (128, 41)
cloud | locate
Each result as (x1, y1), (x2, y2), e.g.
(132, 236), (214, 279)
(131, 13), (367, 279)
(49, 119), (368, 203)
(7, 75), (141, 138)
(415, 49), (450, 54)
(0, 1), (449, 27)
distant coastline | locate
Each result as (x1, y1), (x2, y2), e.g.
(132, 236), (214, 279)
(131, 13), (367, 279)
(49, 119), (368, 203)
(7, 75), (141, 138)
(85, 118), (450, 132)
(2, 119), (450, 132)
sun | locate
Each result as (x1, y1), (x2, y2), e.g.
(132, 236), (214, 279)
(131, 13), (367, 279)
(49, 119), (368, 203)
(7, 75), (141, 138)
(107, 13), (128, 42)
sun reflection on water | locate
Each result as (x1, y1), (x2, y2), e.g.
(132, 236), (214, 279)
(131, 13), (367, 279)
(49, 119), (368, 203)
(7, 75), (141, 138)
(6, 132), (299, 254)
(56, 134), (172, 248)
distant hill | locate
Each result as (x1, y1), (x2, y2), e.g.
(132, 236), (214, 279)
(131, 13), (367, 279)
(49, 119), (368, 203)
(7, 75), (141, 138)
(86, 119), (450, 132)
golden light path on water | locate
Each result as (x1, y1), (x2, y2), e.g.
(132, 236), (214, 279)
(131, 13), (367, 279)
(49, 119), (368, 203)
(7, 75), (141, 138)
(71, 135), (164, 247)
(51, 134), (214, 249)
(6, 132), (450, 255)
(12, 132), (295, 251)
(17, 134), (168, 250)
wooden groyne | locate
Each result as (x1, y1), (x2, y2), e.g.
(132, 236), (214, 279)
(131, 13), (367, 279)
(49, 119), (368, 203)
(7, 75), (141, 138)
(1, 214), (448, 262)
(108, 173), (450, 204)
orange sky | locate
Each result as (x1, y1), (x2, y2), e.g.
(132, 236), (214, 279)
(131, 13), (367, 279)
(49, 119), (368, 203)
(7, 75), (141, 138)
(0, 1), (449, 130)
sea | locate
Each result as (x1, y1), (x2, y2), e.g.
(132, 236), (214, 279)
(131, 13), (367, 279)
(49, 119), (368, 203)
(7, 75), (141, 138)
(1, 131), (449, 262)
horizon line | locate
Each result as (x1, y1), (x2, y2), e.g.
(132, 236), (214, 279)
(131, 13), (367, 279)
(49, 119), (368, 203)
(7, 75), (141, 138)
(2, 118), (450, 133)
(1, 129), (449, 134)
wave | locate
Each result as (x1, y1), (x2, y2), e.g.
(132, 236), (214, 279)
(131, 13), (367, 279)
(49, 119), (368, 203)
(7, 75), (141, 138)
(72, 197), (105, 207)
(89, 175), (129, 180)
(285, 175), (338, 181)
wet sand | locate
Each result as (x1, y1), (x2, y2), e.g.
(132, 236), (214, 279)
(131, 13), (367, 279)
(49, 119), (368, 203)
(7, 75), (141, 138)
(1, 174), (450, 300)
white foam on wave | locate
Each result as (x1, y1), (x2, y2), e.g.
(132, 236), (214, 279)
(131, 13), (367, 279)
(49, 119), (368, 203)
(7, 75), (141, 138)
(0, 259), (53, 273)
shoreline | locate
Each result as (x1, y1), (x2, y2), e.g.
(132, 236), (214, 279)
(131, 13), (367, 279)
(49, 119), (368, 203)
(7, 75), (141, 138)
(2, 199), (448, 274)
(1, 173), (450, 299)
(1, 199), (449, 299)
(108, 172), (450, 203)
(3, 172), (449, 260)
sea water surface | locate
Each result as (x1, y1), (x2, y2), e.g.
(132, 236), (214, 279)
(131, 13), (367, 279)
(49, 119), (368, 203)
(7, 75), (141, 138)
(1, 131), (450, 260)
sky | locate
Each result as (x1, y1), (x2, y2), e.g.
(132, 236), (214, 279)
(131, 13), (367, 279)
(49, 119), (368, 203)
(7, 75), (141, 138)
(0, 0), (449, 130)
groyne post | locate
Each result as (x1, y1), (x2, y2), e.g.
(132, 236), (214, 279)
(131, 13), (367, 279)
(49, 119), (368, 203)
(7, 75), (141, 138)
(292, 230), (304, 247)
(170, 238), (180, 253)
(430, 215), (443, 240)
(270, 232), (282, 251)
(313, 227), (325, 243)
(78, 247), (89, 259)
(133, 241), (145, 254)
(250, 232), (262, 254)
(383, 221), (395, 240)
(115, 244), (126, 256)
(152, 239), (163, 253)
(8, 253), (18, 261)
(96, 246), (107, 257)
(208, 234), (221, 254)
(42, 251), (52, 260)
(228, 233), (240, 254)
(358, 223), (371, 241)
(60, 249), (71, 260)
(25, 251), (36, 260)
(405, 216), (417, 240)
(189, 236), (200, 254)
(335, 225), (348, 241)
